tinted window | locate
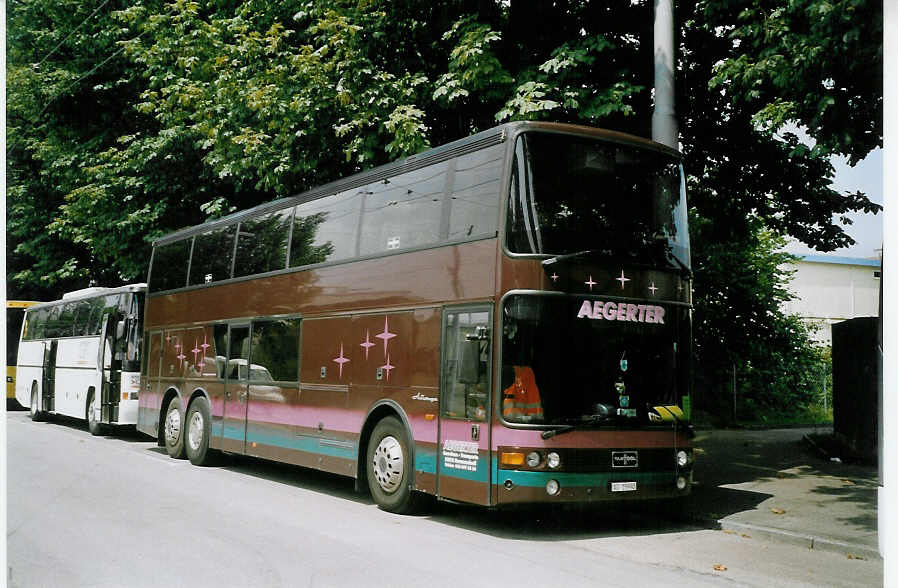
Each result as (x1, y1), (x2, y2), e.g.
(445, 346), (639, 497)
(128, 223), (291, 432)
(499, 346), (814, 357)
(234, 209), (292, 278)
(43, 306), (64, 338)
(86, 294), (123, 337)
(56, 302), (78, 337)
(505, 132), (689, 269)
(441, 309), (490, 421)
(250, 319), (301, 382)
(189, 226), (237, 286)
(358, 162), (448, 255)
(23, 308), (48, 340)
(227, 326), (251, 380)
(213, 324), (229, 379)
(291, 191), (359, 267)
(72, 301), (92, 337)
(85, 298), (108, 336)
(448, 144), (504, 241)
(150, 240), (190, 291)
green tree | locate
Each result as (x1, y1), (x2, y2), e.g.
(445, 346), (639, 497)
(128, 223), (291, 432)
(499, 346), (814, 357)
(704, 0), (881, 164)
(6, 0), (881, 419)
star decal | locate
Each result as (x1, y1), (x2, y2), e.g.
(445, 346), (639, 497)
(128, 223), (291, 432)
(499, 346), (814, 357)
(648, 282), (659, 296)
(359, 329), (375, 360)
(381, 354), (394, 382)
(550, 273), (559, 282)
(376, 317), (396, 357)
(616, 270), (630, 289)
(199, 334), (210, 369)
(192, 339), (201, 364)
(175, 341), (186, 368)
(332, 342), (350, 379)
(585, 275), (597, 291)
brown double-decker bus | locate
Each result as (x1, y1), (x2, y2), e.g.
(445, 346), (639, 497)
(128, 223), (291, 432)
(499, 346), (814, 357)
(139, 122), (694, 513)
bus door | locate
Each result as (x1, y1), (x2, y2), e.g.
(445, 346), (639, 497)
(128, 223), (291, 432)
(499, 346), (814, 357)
(220, 324), (251, 453)
(98, 314), (121, 423)
(142, 332), (164, 432)
(437, 307), (492, 505)
(41, 340), (58, 412)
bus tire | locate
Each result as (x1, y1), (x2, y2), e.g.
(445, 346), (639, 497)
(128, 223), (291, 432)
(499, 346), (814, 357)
(87, 391), (104, 436)
(29, 384), (44, 422)
(185, 397), (215, 466)
(366, 416), (419, 514)
(163, 396), (186, 459)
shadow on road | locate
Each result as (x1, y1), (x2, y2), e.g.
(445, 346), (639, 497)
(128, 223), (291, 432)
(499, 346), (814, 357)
(30, 413), (154, 443)
(14, 411), (874, 544)
(688, 428), (878, 535)
(224, 454), (376, 506)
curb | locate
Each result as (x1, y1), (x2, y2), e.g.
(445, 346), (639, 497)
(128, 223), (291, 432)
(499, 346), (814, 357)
(718, 520), (882, 561)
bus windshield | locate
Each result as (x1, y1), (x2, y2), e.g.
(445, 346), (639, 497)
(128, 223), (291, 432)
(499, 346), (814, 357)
(506, 132), (690, 270)
(501, 295), (688, 427)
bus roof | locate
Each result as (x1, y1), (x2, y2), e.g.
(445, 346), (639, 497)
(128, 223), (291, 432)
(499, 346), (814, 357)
(153, 122), (681, 247)
(25, 283), (147, 311)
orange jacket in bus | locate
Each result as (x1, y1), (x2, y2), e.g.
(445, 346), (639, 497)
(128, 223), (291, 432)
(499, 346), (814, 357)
(502, 366), (544, 422)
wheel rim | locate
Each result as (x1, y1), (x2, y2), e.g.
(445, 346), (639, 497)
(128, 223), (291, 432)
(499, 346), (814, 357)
(88, 395), (97, 426)
(165, 407), (181, 445)
(188, 411), (204, 451)
(371, 435), (404, 494)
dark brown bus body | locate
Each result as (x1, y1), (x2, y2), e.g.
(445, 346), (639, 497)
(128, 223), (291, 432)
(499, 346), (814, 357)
(139, 122), (694, 509)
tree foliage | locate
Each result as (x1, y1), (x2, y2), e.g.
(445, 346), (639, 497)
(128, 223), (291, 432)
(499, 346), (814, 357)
(6, 0), (882, 417)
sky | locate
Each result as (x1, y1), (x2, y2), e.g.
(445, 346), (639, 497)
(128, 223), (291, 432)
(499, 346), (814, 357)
(783, 147), (884, 260)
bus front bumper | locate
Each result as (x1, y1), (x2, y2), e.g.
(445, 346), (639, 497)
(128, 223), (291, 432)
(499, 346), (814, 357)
(495, 469), (692, 504)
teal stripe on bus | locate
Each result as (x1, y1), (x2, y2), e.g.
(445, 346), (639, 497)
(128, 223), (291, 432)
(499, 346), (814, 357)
(217, 423), (440, 475)
(496, 468), (675, 488)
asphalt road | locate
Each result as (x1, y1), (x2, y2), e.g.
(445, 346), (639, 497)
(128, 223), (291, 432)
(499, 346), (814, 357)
(6, 411), (881, 587)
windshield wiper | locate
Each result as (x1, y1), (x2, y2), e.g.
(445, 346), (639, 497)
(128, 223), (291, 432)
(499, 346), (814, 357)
(543, 248), (689, 276)
(541, 249), (613, 268)
(540, 413), (613, 439)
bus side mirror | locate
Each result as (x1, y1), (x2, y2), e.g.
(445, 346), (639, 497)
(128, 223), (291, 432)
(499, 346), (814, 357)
(116, 320), (126, 339)
(458, 340), (481, 384)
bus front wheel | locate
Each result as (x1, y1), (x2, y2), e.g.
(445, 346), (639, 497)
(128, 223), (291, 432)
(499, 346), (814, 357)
(366, 416), (419, 514)
(29, 384), (44, 422)
(164, 397), (186, 459)
(87, 391), (104, 436)
(185, 397), (215, 466)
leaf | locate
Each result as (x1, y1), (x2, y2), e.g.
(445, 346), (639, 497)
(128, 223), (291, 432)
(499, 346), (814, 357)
(713, 564), (728, 572)
(771, 508), (786, 515)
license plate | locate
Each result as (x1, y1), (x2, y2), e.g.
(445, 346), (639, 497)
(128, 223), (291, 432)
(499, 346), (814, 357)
(611, 481), (637, 492)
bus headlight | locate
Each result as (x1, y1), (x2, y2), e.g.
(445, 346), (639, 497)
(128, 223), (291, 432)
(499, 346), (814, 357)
(526, 451), (542, 468)
(677, 450), (689, 467)
(546, 479), (561, 496)
(547, 452), (561, 469)
(676, 476), (688, 490)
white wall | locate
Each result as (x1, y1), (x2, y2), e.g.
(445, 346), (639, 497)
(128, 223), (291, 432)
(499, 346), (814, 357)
(782, 256), (881, 345)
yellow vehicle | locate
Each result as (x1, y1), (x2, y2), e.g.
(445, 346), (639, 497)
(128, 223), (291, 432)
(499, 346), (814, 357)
(7, 300), (40, 405)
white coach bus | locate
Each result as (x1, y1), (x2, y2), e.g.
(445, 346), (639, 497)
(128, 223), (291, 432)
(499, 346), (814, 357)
(15, 284), (146, 435)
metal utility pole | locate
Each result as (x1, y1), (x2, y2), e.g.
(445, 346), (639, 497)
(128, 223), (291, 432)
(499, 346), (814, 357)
(652, 0), (678, 149)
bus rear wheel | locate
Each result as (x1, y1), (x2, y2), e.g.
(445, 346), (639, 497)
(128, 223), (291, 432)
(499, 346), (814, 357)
(87, 391), (104, 436)
(366, 416), (420, 514)
(29, 385), (44, 422)
(185, 397), (215, 466)
(164, 397), (186, 459)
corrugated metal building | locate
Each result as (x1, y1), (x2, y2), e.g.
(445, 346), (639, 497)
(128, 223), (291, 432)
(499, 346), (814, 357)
(782, 254), (882, 345)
